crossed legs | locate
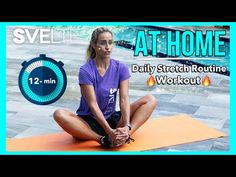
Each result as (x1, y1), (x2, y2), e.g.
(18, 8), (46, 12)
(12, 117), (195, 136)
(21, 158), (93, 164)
(53, 94), (157, 143)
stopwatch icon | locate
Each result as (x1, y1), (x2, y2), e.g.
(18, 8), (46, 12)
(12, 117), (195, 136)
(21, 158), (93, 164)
(18, 54), (67, 105)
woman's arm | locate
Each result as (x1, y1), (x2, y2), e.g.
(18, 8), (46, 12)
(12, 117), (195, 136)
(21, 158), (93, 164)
(119, 79), (130, 127)
(80, 84), (113, 135)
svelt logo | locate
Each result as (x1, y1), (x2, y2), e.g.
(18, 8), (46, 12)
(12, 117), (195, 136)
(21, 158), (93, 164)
(108, 88), (117, 104)
(12, 28), (81, 44)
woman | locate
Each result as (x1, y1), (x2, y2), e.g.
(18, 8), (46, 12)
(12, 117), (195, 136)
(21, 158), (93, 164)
(53, 27), (157, 148)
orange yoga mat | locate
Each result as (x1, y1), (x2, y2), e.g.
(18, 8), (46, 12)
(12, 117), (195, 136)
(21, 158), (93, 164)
(7, 114), (226, 151)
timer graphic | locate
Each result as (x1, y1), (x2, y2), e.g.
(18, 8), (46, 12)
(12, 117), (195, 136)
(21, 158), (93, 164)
(18, 54), (67, 105)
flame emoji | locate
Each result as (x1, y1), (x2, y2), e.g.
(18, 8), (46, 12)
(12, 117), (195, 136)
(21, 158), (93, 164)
(202, 75), (211, 87)
(147, 75), (156, 86)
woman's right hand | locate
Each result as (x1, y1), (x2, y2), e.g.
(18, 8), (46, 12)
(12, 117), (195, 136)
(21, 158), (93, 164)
(107, 129), (120, 145)
(114, 127), (129, 145)
(108, 128), (129, 147)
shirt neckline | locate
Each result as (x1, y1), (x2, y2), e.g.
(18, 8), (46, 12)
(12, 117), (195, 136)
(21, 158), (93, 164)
(93, 59), (112, 79)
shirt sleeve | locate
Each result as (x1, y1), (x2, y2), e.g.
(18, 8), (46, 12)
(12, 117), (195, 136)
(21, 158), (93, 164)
(78, 68), (93, 85)
(119, 63), (131, 82)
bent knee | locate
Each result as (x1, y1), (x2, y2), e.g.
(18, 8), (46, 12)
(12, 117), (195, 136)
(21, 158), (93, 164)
(146, 94), (157, 108)
(53, 109), (67, 122)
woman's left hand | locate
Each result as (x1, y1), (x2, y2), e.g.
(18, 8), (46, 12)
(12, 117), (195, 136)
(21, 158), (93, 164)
(113, 127), (129, 146)
(116, 127), (129, 135)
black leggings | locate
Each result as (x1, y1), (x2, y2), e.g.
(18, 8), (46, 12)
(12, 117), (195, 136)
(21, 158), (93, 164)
(77, 111), (121, 136)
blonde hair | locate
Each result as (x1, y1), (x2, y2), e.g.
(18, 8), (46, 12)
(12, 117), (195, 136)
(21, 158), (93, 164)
(86, 27), (113, 60)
